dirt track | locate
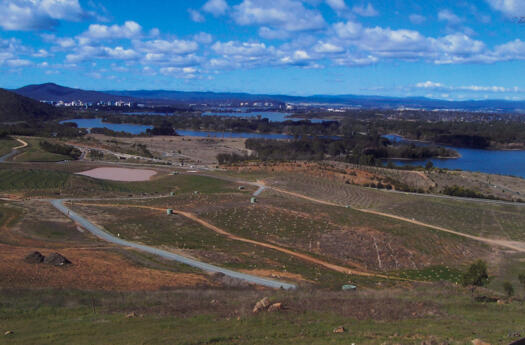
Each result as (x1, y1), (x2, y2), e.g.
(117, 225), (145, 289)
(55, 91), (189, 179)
(263, 183), (525, 253)
(73, 202), (402, 280)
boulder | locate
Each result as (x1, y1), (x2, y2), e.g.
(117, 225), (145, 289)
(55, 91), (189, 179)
(24, 251), (44, 264)
(4, 331), (13, 336)
(252, 297), (271, 313)
(333, 326), (346, 334)
(267, 302), (283, 312)
(472, 339), (491, 345)
(43, 253), (71, 266)
(126, 312), (137, 319)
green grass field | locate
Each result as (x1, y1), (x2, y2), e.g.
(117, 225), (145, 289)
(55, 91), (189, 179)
(12, 138), (72, 162)
(0, 167), (240, 197)
(1, 287), (524, 345)
(0, 138), (18, 157)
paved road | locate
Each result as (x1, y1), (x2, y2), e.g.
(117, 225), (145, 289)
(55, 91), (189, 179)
(50, 199), (296, 290)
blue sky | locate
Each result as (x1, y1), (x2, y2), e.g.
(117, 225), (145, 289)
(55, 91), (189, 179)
(0, 0), (524, 100)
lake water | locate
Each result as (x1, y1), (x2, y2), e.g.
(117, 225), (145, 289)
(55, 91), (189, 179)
(385, 134), (525, 178)
(202, 111), (324, 123)
(62, 118), (153, 135)
(62, 118), (294, 139)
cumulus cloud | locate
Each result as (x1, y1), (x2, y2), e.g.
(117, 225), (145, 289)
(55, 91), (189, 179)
(188, 9), (205, 22)
(202, 0), (228, 16)
(233, 0), (326, 35)
(352, 3), (379, 17)
(81, 21), (143, 41)
(325, 0), (347, 11)
(485, 0), (525, 17)
(438, 9), (462, 25)
(0, 0), (89, 31)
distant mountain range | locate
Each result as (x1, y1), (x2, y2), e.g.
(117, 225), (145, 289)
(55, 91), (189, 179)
(11, 83), (525, 113)
(0, 88), (63, 122)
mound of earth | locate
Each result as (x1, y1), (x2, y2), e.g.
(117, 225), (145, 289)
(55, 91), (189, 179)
(24, 251), (45, 264)
(43, 253), (72, 266)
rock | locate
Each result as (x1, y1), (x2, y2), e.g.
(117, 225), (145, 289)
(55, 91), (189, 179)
(43, 253), (71, 266)
(126, 312), (137, 318)
(252, 297), (271, 313)
(24, 251), (45, 264)
(267, 302), (283, 312)
(497, 299), (507, 305)
(4, 331), (13, 336)
(333, 326), (346, 334)
(472, 339), (491, 345)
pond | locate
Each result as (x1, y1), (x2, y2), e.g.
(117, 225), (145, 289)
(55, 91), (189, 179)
(385, 134), (525, 178)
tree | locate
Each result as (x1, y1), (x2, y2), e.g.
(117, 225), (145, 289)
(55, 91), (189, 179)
(461, 260), (489, 288)
(518, 273), (525, 296)
(425, 161), (434, 170)
(503, 281), (514, 298)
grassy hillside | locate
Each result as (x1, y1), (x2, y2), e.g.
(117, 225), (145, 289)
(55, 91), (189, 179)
(0, 88), (63, 123)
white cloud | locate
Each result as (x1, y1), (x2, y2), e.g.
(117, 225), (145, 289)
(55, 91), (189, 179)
(0, 0), (88, 31)
(193, 32), (213, 44)
(485, 0), (525, 17)
(416, 81), (519, 93)
(202, 0), (228, 16)
(438, 9), (462, 25)
(233, 0), (326, 35)
(326, 0), (346, 11)
(136, 39), (199, 55)
(352, 3), (379, 17)
(81, 21), (142, 41)
(314, 41), (344, 53)
(409, 14), (426, 24)
(188, 9), (205, 22)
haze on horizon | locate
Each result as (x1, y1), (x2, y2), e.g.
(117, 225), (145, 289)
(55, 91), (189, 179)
(0, 0), (524, 101)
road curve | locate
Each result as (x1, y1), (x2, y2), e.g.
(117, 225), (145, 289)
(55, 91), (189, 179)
(50, 199), (296, 290)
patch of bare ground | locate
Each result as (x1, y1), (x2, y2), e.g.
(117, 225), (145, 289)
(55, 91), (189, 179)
(83, 134), (251, 165)
(225, 161), (436, 191)
(0, 244), (213, 291)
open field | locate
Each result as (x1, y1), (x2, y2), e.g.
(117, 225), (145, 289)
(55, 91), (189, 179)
(268, 173), (525, 242)
(0, 137), (18, 157)
(11, 138), (72, 162)
(0, 165), (239, 198)
(70, 134), (251, 165)
(1, 158), (525, 343)
(1, 286), (524, 345)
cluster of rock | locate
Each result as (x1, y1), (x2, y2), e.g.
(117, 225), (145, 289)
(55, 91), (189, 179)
(24, 251), (72, 266)
(252, 297), (284, 313)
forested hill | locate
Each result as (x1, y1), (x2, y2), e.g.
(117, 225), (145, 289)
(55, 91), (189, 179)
(0, 88), (63, 122)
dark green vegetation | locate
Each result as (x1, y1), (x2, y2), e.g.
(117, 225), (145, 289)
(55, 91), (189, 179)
(1, 287), (524, 345)
(461, 260), (489, 287)
(0, 88), (63, 122)
(443, 185), (497, 200)
(240, 137), (456, 164)
(12, 139), (74, 162)
(39, 140), (82, 160)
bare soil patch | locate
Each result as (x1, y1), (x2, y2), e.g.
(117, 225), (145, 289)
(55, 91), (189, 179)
(77, 167), (157, 181)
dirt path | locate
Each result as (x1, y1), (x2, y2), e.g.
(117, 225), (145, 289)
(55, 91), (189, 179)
(72, 202), (403, 280)
(14, 138), (28, 150)
(262, 183), (525, 253)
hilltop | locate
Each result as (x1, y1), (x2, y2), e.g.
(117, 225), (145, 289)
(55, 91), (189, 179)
(14, 83), (134, 103)
(0, 88), (63, 122)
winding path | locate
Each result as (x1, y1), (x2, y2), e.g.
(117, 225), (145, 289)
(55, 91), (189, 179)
(50, 199), (296, 290)
(69, 201), (399, 280)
